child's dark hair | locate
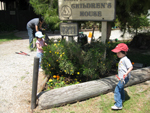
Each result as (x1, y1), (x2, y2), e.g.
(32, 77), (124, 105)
(120, 51), (127, 55)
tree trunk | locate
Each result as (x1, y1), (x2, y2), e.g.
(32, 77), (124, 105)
(38, 67), (150, 110)
(107, 23), (112, 41)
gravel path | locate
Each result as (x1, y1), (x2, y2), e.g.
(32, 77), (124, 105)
(0, 32), (36, 113)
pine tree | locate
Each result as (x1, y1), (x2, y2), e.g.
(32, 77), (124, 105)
(29, 0), (61, 32)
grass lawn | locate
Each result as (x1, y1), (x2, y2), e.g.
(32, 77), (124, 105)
(0, 32), (21, 43)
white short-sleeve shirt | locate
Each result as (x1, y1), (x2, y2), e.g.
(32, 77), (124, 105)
(118, 56), (133, 79)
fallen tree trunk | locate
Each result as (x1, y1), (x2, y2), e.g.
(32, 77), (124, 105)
(38, 67), (150, 110)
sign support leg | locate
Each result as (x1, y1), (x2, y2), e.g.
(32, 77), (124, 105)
(101, 21), (107, 59)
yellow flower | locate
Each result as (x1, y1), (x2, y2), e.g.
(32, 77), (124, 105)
(49, 51), (51, 53)
(54, 43), (56, 46)
(107, 41), (110, 44)
(60, 54), (62, 57)
(49, 79), (53, 82)
(56, 60), (58, 62)
(57, 52), (59, 54)
(49, 64), (51, 67)
(59, 41), (61, 42)
(55, 52), (57, 54)
(62, 52), (65, 54)
(64, 70), (66, 72)
(53, 75), (57, 78)
(77, 72), (80, 75)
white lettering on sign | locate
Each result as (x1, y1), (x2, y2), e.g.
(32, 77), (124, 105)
(60, 23), (78, 36)
(61, 26), (76, 34)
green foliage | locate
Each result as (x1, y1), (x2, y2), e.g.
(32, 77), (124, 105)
(116, 0), (150, 32)
(42, 39), (116, 82)
(127, 15), (150, 34)
(29, 0), (62, 32)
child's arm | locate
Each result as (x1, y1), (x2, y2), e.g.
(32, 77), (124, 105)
(36, 43), (43, 50)
(44, 41), (47, 46)
(124, 66), (133, 78)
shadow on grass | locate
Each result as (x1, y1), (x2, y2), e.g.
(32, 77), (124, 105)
(124, 90), (130, 102)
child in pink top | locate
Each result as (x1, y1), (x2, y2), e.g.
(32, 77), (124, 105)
(35, 31), (47, 71)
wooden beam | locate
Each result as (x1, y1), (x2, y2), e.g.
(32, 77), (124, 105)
(38, 67), (150, 110)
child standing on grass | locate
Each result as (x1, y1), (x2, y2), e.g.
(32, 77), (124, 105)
(111, 43), (133, 110)
(35, 31), (47, 71)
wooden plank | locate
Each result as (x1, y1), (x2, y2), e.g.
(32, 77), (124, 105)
(38, 67), (150, 110)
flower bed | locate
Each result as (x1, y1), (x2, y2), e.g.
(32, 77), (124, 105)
(42, 38), (117, 90)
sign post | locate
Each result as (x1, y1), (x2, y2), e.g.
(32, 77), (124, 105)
(60, 22), (78, 42)
(58, 0), (116, 54)
(101, 21), (107, 58)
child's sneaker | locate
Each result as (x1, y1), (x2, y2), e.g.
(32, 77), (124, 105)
(111, 105), (122, 110)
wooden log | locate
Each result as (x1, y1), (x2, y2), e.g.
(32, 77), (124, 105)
(38, 67), (150, 110)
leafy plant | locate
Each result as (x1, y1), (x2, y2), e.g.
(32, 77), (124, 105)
(42, 39), (116, 86)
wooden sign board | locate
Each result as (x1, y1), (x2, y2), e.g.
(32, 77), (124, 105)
(60, 23), (78, 36)
(58, 0), (116, 21)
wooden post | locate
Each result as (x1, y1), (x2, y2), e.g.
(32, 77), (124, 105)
(31, 57), (39, 109)
(68, 21), (73, 42)
(101, 22), (107, 59)
(91, 25), (95, 42)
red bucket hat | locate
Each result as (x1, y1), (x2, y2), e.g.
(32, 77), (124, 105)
(111, 43), (128, 53)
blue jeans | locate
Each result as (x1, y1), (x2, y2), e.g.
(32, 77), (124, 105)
(114, 77), (129, 107)
(27, 26), (34, 49)
(36, 52), (43, 69)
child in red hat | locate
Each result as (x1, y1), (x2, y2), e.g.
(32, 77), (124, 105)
(111, 43), (133, 110)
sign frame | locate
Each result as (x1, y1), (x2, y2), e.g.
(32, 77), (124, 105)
(58, 0), (116, 21)
(60, 23), (79, 36)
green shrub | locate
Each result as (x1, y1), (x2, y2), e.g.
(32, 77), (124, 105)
(42, 39), (116, 83)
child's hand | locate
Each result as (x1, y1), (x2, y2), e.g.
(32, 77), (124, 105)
(123, 74), (127, 79)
